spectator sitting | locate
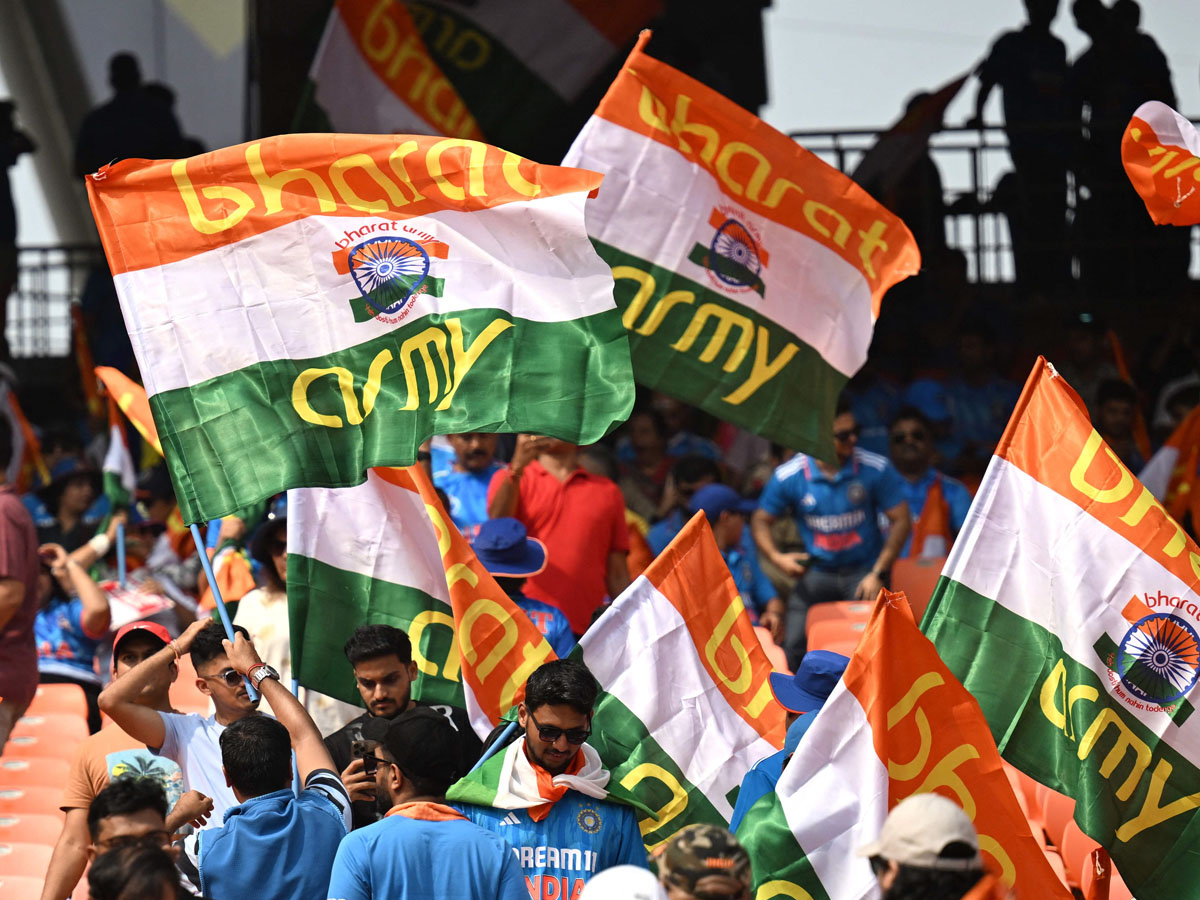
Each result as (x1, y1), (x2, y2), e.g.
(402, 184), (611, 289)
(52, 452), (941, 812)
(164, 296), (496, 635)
(1056, 314), (1120, 419)
(690, 484), (784, 643)
(618, 394), (722, 465)
(475, 518), (574, 658)
(32, 458), (107, 552)
(646, 455), (722, 556)
(887, 408), (972, 559)
(99, 619), (262, 820)
(616, 408), (675, 522)
(175, 632), (351, 899)
(488, 436), (630, 636)
(1095, 379), (1145, 471)
(327, 707), (528, 899)
(432, 432), (504, 542)
(86, 776), (209, 865)
(40, 621), (189, 900)
(88, 844), (193, 900)
(655, 823), (752, 900)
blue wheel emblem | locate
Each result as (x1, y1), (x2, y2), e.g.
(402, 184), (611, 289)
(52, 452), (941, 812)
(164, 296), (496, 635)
(1116, 613), (1200, 705)
(710, 219), (763, 289)
(349, 237), (430, 315)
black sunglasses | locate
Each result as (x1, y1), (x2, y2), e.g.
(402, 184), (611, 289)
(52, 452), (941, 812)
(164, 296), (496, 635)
(201, 668), (243, 689)
(833, 426), (860, 442)
(528, 710), (591, 745)
(891, 429), (929, 444)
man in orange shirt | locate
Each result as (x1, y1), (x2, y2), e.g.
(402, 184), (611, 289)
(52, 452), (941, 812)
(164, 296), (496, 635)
(488, 436), (630, 635)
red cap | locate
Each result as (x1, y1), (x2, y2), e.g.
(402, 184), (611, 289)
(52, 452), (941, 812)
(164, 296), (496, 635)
(112, 621), (172, 671)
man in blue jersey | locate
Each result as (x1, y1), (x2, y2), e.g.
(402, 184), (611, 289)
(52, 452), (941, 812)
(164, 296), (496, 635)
(433, 432), (504, 542)
(326, 707), (526, 900)
(751, 397), (911, 669)
(887, 408), (972, 559)
(449, 660), (649, 899)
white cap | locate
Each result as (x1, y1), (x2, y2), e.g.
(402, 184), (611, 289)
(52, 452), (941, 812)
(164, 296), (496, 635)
(579, 865), (669, 900)
(856, 793), (982, 871)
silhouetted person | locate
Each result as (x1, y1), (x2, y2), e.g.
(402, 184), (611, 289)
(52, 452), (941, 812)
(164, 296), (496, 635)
(971, 0), (1070, 291)
(143, 82), (205, 157)
(74, 52), (182, 176)
(0, 100), (35, 364)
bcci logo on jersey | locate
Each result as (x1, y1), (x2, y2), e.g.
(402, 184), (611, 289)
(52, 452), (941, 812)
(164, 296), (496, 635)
(331, 221), (448, 325)
(688, 205), (768, 297)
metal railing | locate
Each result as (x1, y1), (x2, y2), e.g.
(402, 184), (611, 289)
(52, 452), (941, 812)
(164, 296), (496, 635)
(9, 245), (104, 358)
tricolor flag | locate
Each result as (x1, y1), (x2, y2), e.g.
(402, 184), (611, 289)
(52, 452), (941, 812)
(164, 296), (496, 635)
(288, 465), (554, 730)
(85, 133), (633, 523)
(0, 381), (48, 493)
(923, 358), (1200, 899)
(738, 590), (1071, 900)
(309, 0), (656, 156)
(100, 388), (137, 511)
(1122, 100), (1200, 226)
(563, 32), (920, 461)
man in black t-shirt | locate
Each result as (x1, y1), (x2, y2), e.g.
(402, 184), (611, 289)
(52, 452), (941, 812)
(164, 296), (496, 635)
(324, 624), (481, 829)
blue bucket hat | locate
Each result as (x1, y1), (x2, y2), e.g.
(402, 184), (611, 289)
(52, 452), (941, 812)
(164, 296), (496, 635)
(475, 518), (547, 578)
(769, 650), (850, 714)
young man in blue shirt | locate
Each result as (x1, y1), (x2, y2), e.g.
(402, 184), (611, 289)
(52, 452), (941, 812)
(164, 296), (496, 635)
(327, 707), (527, 900)
(449, 660), (649, 898)
(433, 432), (504, 543)
(751, 397), (911, 669)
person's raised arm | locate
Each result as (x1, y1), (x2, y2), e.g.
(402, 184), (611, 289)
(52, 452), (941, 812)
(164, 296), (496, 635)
(487, 434), (542, 518)
(223, 632), (334, 784)
(68, 510), (126, 572)
(43, 543), (110, 637)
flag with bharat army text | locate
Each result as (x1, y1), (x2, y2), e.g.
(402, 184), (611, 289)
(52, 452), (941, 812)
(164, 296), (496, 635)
(1122, 100), (1200, 226)
(737, 590), (1071, 900)
(562, 32), (920, 462)
(922, 357), (1200, 899)
(288, 464), (556, 731)
(455, 511), (785, 849)
(85, 133), (633, 524)
(308, 0), (657, 159)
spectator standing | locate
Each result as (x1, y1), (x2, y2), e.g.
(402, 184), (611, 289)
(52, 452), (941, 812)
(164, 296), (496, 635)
(752, 399), (910, 670)
(99, 619), (261, 820)
(0, 99), (34, 363)
(40, 622), (186, 900)
(326, 707), (528, 900)
(0, 414), (41, 751)
(616, 409), (675, 521)
(175, 632), (351, 900)
(656, 824), (752, 900)
(433, 432), (504, 542)
(887, 409), (973, 560)
(451, 660), (649, 894)
(324, 624), (481, 830)
(488, 436), (630, 635)
(475, 518), (575, 658)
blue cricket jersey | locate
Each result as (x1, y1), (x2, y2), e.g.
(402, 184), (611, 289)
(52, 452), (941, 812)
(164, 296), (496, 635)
(434, 461), (505, 541)
(894, 469), (972, 558)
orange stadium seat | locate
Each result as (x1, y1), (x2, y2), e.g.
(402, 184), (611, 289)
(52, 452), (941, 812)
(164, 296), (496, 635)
(0, 842), (54, 877)
(1, 734), (78, 761)
(0, 875), (45, 899)
(0, 813), (64, 846)
(26, 684), (88, 720)
(754, 627), (790, 674)
(805, 601), (872, 633)
(1035, 783), (1076, 850)
(1108, 866), (1135, 900)
(1060, 821), (1101, 888)
(0, 788), (65, 820)
(0, 757), (70, 789)
(12, 714), (88, 745)
(807, 618), (867, 655)
(890, 556), (947, 623)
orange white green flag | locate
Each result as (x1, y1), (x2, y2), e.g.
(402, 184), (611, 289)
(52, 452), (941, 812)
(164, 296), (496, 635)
(563, 32), (920, 460)
(923, 358), (1200, 899)
(1122, 100), (1200, 226)
(737, 590), (1070, 900)
(85, 133), (633, 524)
(287, 464), (555, 731)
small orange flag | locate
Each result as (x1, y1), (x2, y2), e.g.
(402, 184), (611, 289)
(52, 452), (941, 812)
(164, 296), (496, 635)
(95, 366), (163, 457)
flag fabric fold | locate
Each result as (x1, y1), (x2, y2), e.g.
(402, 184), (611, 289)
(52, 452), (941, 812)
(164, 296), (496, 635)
(563, 31), (919, 460)
(86, 133), (633, 523)
(1122, 100), (1200, 226)
(923, 357), (1200, 899)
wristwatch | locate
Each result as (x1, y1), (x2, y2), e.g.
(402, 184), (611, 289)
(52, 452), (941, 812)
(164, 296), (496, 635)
(246, 663), (281, 688)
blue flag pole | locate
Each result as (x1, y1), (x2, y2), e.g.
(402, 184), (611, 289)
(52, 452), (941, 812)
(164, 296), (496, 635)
(189, 522), (258, 700)
(116, 521), (126, 589)
(469, 720), (519, 772)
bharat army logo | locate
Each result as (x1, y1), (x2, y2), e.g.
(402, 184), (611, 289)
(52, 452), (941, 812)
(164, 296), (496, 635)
(688, 206), (768, 297)
(577, 806), (602, 834)
(332, 221), (449, 324)
(1115, 612), (1200, 706)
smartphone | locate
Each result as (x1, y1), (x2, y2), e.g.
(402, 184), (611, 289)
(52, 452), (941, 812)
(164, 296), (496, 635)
(351, 739), (378, 775)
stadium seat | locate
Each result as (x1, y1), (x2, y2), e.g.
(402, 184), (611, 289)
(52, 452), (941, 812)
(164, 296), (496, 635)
(0, 875), (45, 899)
(753, 626), (790, 674)
(0, 788), (65, 820)
(12, 713), (89, 745)
(1035, 784), (1076, 850)
(0, 842), (54, 877)
(0, 813), (64, 846)
(26, 683), (88, 720)
(805, 601), (872, 633)
(1, 734), (78, 761)
(890, 556), (947, 623)
(1060, 821), (1101, 888)
(1108, 866), (1134, 900)
(807, 618), (867, 654)
(0, 757), (70, 789)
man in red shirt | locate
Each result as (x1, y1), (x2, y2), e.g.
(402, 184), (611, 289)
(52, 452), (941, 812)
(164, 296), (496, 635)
(488, 436), (630, 635)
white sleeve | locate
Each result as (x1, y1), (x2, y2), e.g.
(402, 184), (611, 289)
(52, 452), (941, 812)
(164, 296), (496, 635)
(155, 711), (190, 761)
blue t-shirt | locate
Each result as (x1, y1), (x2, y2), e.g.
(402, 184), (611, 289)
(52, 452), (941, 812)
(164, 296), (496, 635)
(646, 509), (686, 557)
(729, 749), (785, 834)
(35, 596), (103, 683)
(514, 594), (575, 659)
(434, 461), (505, 541)
(722, 543), (776, 616)
(758, 449), (906, 570)
(458, 792), (648, 898)
(894, 469), (972, 559)
(327, 804), (528, 900)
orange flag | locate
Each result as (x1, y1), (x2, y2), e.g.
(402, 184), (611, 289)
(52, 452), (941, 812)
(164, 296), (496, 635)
(95, 366), (163, 457)
(1122, 100), (1200, 226)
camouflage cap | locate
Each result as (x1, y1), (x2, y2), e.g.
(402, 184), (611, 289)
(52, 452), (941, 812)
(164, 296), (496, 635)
(658, 824), (751, 898)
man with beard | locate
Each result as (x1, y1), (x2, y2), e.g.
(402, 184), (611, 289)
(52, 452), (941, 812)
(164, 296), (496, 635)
(325, 624), (481, 829)
(433, 432), (504, 542)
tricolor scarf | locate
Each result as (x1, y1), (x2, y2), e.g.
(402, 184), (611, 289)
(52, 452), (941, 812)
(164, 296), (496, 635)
(492, 740), (609, 822)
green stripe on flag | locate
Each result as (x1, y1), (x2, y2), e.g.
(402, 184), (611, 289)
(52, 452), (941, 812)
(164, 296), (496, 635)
(288, 554), (462, 709)
(736, 789), (833, 900)
(151, 307), (632, 523)
(594, 241), (842, 462)
(923, 577), (1200, 898)
(347, 276), (445, 323)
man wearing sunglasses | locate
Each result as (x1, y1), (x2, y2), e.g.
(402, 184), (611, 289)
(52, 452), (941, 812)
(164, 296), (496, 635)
(100, 618), (262, 820)
(449, 660), (649, 898)
(888, 408), (972, 560)
(86, 776), (211, 870)
(752, 396), (911, 670)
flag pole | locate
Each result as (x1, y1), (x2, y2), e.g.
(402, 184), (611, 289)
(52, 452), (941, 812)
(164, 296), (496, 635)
(116, 521), (127, 588)
(469, 720), (519, 772)
(189, 522), (258, 700)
